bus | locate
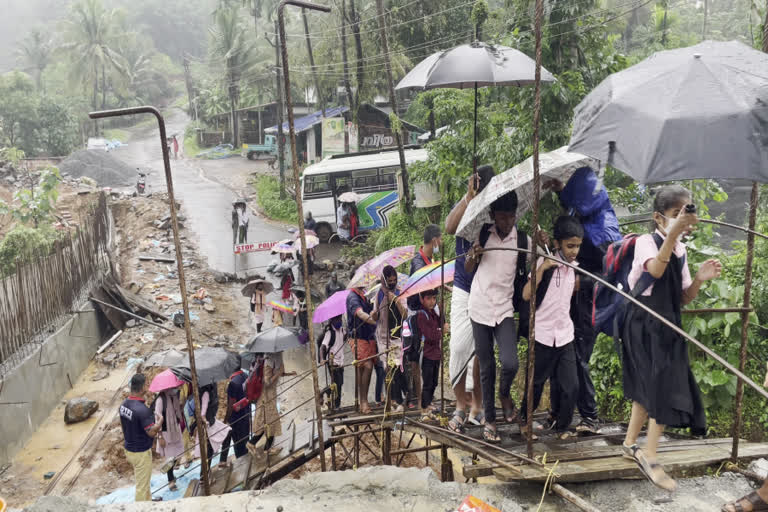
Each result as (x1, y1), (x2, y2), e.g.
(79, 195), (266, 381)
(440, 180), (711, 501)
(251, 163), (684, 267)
(301, 146), (428, 242)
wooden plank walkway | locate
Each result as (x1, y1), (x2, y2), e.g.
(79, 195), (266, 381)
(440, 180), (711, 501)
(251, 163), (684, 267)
(399, 416), (768, 484)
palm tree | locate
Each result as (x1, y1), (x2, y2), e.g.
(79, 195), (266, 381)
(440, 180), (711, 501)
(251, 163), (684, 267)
(17, 28), (52, 92)
(210, 5), (257, 147)
(61, 0), (125, 130)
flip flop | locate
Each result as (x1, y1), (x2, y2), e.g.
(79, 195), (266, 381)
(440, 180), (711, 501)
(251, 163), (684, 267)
(483, 425), (501, 444)
(448, 409), (467, 433)
(721, 490), (768, 512)
(500, 397), (518, 424)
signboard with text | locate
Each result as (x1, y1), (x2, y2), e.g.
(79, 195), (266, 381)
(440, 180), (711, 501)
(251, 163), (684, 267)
(234, 241), (278, 254)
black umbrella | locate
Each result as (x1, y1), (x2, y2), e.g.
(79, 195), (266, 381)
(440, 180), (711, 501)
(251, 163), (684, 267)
(290, 285), (322, 301)
(171, 347), (241, 387)
(569, 40), (768, 184)
(396, 41), (556, 172)
(245, 326), (303, 353)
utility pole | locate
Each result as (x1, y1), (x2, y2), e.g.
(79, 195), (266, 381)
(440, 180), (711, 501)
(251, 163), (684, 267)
(303, 9), (326, 116)
(702, 0), (708, 40)
(340, 0), (352, 152)
(268, 20), (288, 199)
(375, 0), (411, 214)
(183, 55), (195, 120)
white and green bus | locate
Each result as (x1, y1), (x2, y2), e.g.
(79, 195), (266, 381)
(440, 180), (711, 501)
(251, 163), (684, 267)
(301, 147), (428, 242)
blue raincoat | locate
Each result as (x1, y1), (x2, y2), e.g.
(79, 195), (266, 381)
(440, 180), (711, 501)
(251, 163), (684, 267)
(559, 166), (621, 248)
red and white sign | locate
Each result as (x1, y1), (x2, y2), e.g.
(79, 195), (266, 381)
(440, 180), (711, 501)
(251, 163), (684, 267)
(234, 241), (279, 254)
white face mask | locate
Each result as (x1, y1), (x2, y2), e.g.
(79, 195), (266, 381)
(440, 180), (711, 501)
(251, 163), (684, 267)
(432, 244), (440, 255)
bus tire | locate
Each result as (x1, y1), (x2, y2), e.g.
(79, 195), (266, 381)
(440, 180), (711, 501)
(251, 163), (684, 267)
(315, 223), (333, 243)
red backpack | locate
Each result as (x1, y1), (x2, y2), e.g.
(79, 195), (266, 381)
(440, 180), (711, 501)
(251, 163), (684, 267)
(233, 361), (264, 412)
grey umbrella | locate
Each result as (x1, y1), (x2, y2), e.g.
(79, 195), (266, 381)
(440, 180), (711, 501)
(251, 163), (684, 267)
(172, 347), (241, 387)
(245, 326), (303, 353)
(569, 40), (768, 184)
(144, 348), (187, 368)
(396, 41), (556, 171)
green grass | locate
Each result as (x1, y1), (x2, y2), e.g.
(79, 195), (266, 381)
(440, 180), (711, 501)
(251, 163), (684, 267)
(183, 131), (203, 158)
(102, 128), (130, 141)
(254, 176), (298, 223)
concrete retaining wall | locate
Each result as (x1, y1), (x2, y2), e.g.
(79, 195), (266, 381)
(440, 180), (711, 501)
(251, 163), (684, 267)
(0, 305), (108, 465)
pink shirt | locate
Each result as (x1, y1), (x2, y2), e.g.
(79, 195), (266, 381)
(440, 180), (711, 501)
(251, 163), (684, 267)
(627, 230), (692, 296)
(469, 225), (531, 327)
(531, 257), (576, 347)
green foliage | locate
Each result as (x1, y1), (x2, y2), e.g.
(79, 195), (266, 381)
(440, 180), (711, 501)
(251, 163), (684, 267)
(0, 167), (63, 227)
(254, 176), (298, 223)
(0, 224), (61, 276)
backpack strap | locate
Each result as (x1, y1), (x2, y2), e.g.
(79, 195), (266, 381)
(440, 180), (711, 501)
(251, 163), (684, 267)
(478, 223), (493, 248)
(534, 266), (556, 309)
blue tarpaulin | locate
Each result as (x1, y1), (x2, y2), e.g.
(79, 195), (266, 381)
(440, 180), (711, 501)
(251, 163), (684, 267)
(264, 106), (349, 134)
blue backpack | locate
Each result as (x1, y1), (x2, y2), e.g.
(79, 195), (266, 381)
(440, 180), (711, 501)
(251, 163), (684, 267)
(592, 233), (673, 339)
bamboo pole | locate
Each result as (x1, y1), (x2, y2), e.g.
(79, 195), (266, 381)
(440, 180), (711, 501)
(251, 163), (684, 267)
(732, 182), (759, 458)
(277, 0), (331, 473)
(525, 0), (546, 460)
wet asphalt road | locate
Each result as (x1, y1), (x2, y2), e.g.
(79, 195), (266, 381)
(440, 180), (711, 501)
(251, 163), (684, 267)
(110, 109), (361, 422)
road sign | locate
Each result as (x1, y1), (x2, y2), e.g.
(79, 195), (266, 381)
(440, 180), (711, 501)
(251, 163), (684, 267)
(234, 241), (278, 254)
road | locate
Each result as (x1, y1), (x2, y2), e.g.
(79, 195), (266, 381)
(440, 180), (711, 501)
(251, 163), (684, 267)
(110, 108), (360, 425)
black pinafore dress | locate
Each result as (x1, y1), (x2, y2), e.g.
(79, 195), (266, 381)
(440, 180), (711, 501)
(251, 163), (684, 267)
(620, 251), (706, 431)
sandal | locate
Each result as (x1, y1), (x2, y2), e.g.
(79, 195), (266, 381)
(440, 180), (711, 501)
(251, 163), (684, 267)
(168, 481), (178, 492)
(632, 448), (677, 491)
(483, 425), (501, 444)
(500, 397), (518, 424)
(448, 409), (467, 433)
(467, 411), (485, 426)
(722, 490), (768, 512)
(519, 423), (539, 441)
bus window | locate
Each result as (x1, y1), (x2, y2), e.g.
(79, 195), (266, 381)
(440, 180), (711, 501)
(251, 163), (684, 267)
(352, 169), (379, 192)
(379, 167), (397, 189)
(304, 174), (331, 198)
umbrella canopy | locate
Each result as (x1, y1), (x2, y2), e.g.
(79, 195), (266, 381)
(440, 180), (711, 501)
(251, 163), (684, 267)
(294, 230), (320, 249)
(347, 245), (416, 289)
(313, 290), (351, 324)
(144, 348), (187, 368)
(398, 261), (456, 302)
(396, 41), (555, 171)
(456, 147), (595, 242)
(569, 40), (768, 184)
(148, 368), (185, 393)
(246, 326), (303, 353)
(271, 239), (296, 255)
(241, 279), (274, 297)
(172, 347), (241, 387)
(396, 41), (556, 90)
(337, 191), (362, 203)
(269, 300), (294, 314)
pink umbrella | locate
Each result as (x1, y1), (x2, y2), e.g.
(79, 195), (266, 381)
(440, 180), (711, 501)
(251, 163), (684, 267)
(347, 245), (416, 289)
(148, 368), (185, 393)
(313, 290), (351, 324)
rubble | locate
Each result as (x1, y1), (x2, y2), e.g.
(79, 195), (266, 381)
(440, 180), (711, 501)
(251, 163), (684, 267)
(64, 398), (99, 424)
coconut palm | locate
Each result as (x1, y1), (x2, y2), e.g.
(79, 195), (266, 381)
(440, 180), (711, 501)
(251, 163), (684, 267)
(16, 28), (52, 92)
(210, 5), (257, 147)
(61, 0), (126, 118)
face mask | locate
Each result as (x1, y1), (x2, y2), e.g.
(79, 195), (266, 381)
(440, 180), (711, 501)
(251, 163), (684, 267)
(432, 245), (440, 255)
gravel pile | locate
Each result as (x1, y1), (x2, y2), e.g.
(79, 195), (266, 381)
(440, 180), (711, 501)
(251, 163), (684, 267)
(58, 149), (136, 187)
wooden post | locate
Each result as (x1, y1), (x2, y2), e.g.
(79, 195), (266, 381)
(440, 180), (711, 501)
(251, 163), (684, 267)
(383, 427), (392, 465)
(375, 0), (411, 215)
(278, 0), (331, 472)
(732, 182), (759, 458)
(354, 425), (360, 467)
(440, 445), (453, 482)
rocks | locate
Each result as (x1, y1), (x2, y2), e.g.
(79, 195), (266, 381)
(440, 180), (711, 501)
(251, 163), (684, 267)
(213, 271), (228, 284)
(748, 458), (768, 479)
(43, 471), (56, 479)
(90, 371), (110, 382)
(64, 397), (99, 424)
(204, 303), (216, 313)
(100, 353), (118, 366)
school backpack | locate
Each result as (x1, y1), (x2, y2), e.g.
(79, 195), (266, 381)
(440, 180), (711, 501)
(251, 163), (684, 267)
(401, 309), (429, 363)
(315, 324), (337, 363)
(591, 233), (672, 339)
(478, 223), (530, 338)
(245, 360), (265, 403)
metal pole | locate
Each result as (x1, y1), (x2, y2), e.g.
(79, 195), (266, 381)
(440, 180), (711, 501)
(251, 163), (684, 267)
(619, 217), (768, 242)
(525, 0), (545, 460)
(273, 20), (287, 199)
(278, 0), (331, 472)
(732, 182), (759, 458)
(88, 106), (212, 496)
(440, 250), (445, 414)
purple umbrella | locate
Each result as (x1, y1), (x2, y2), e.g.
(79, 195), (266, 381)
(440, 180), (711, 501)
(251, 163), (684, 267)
(313, 290), (350, 324)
